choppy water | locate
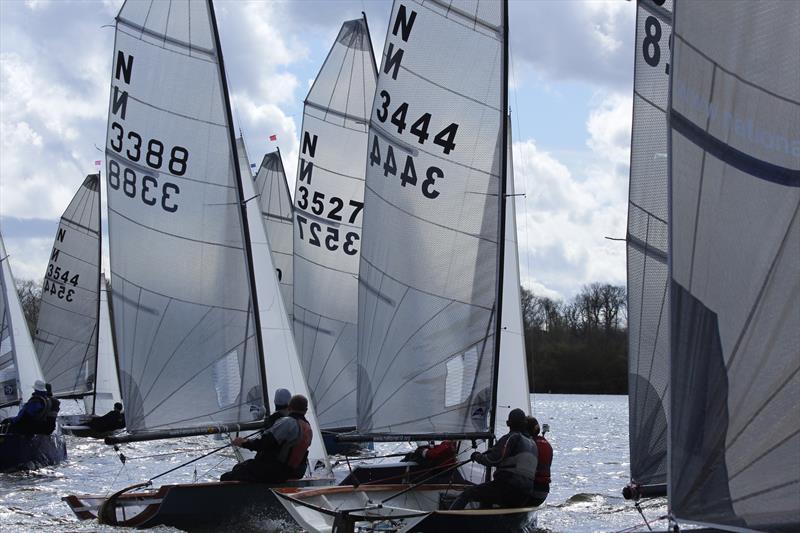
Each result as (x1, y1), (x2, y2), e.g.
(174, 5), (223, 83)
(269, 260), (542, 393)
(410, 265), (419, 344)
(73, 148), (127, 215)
(0, 394), (668, 532)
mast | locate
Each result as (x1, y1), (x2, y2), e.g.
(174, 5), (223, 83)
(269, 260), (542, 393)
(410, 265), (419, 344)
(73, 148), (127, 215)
(91, 170), (102, 415)
(207, 0), (270, 416)
(488, 0), (510, 441)
(361, 11), (379, 78)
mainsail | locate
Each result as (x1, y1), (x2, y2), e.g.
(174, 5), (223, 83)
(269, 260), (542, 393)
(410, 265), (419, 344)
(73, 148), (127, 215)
(105, 0), (267, 437)
(34, 174), (101, 399)
(84, 275), (122, 415)
(0, 233), (45, 412)
(626, 0), (671, 488)
(254, 150), (294, 322)
(669, 0), (799, 530)
(356, 0), (507, 438)
(293, 17), (377, 430)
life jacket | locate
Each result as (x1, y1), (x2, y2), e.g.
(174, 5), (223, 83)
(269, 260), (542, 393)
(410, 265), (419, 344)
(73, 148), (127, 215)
(276, 415), (312, 471)
(534, 435), (552, 487)
(424, 440), (457, 466)
(495, 431), (537, 483)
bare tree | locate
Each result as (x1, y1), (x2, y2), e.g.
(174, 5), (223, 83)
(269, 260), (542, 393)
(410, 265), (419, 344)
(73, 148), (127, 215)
(15, 279), (41, 333)
(599, 284), (626, 332)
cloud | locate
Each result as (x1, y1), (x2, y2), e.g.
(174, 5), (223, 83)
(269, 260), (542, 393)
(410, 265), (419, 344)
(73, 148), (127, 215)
(510, 0), (634, 89)
(513, 90), (632, 300)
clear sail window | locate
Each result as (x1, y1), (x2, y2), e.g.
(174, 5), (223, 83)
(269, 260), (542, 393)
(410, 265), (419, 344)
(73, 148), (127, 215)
(212, 350), (242, 409)
(445, 346), (479, 407)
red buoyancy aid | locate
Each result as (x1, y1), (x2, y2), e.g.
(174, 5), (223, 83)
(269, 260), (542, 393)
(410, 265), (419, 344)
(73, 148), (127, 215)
(534, 435), (552, 486)
(424, 440), (457, 466)
(287, 418), (313, 470)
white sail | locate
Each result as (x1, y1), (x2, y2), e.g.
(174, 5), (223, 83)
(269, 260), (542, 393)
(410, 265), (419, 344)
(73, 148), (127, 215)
(356, 0), (506, 437)
(0, 233), (45, 415)
(237, 137), (330, 471)
(254, 150), (294, 323)
(669, 0), (799, 530)
(626, 0), (672, 488)
(34, 174), (101, 399)
(84, 275), (122, 415)
(293, 18), (377, 430)
(106, 0), (266, 436)
(496, 121), (531, 435)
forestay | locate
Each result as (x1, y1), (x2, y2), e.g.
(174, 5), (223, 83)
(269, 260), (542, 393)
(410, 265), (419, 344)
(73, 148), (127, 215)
(293, 18), (376, 430)
(0, 233), (44, 413)
(105, 0), (266, 435)
(34, 174), (101, 399)
(669, 1), (799, 530)
(626, 0), (671, 488)
(357, 0), (505, 437)
(254, 150), (294, 323)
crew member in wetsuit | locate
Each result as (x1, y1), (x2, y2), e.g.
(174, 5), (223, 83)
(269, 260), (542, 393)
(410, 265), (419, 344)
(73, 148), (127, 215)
(527, 416), (552, 506)
(450, 408), (538, 510)
(89, 402), (126, 432)
(220, 394), (313, 483)
(0, 380), (52, 434)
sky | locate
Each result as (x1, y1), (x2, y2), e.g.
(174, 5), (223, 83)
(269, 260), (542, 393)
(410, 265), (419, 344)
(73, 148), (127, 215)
(0, 0), (636, 302)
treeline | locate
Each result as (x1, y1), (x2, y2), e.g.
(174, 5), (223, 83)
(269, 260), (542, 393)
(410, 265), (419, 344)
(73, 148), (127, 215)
(521, 283), (628, 394)
(15, 279), (627, 394)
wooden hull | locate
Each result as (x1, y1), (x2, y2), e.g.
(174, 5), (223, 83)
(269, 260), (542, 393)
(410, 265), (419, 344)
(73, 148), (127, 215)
(63, 478), (332, 529)
(0, 432), (67, 472)
(274, 483), (539, 533)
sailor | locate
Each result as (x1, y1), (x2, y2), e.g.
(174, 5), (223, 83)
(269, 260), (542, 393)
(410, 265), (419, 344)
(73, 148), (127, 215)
(44, 383), (61, 434)
(403, 440), (458, 468)
(527, 416), (552, 506)
(0, 380), (52, 434)
(449, 408), (538, 510)
(89, 402), (126, 432)
(264, 388), (292, 429)
(221, 394), (313, 483)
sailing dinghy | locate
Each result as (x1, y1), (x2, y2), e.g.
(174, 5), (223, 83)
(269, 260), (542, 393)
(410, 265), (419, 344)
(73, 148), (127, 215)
(666, 1), (799, 531)
(0, 232), (68, 472)
(61, 275), (125, 438)
(292, 16), (377, 449)
(30, 173), (123, 438)
(63, 0), (329, 527)
(275, 1), (539, 530)
(622, 0), (671, 502)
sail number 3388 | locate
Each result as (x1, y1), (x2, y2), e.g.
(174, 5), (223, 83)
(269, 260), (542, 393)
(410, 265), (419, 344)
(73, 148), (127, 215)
(109, 121), (184, 212)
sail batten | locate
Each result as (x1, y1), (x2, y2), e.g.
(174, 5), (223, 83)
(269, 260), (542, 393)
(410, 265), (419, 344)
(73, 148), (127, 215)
(293, 17), (377, 430)
(106, 0), (267, 436)
(668, 1), (799, 529)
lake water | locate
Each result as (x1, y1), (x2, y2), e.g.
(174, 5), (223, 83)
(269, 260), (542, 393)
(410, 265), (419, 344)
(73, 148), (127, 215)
(0, 394), (669, 532)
